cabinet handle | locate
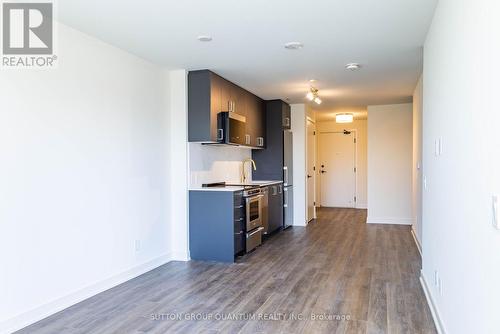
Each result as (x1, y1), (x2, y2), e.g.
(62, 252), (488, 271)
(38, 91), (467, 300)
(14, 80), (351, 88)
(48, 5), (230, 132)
(235, 230), (244, 235)
(245, 134), (250, 145)
(235, 217), (244, 222)
(247, 226), (264, 237)
(272, 185), (277, 196)
(283, 166), (289, 185)
(235, 205), (244, 209)
(278, 185), (282, 194)
(257, 137), (264, 147)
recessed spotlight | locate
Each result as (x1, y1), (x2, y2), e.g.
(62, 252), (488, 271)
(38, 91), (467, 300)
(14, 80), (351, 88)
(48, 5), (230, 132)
(197, 35), (212, 42)
(345, 63), (361, 71)
(284, 42), (303, 50)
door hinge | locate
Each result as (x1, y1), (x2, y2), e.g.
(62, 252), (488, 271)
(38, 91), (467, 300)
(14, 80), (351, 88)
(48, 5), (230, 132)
(313, 131), (316, 135)
(354, 167), (356, 173)
(354, 196), (357, 202)
(354, 138), (357, 143)
(313, 166), (316, 171)
(313, 201), (316, 206)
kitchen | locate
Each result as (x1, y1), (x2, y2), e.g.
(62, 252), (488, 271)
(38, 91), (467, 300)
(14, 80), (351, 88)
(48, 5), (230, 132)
(188, 70), (293, 262)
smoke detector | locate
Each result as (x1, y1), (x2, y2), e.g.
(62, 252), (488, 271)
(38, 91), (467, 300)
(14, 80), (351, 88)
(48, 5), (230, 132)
(345, 63), (362, 71)
(284, 42), (304, 50)
(197, 35), (213, 42)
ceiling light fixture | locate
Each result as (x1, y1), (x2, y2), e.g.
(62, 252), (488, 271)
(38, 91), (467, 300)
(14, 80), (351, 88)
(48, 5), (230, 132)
(197, 35), (213, 42)
(336, 113), (354, 123)
(306, 86), (322, 105)
(345, 63), (361, 71)
(284, 41), (304, 50)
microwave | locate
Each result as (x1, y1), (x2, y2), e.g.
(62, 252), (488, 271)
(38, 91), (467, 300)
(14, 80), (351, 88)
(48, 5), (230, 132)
(217, 112), (246, 145)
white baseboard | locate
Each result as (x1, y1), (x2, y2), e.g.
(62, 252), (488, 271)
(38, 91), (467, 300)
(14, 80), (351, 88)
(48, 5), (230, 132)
(171, 251), (190, 261)
(0, 253), (174, 334)
(355, 203), (367, 209)
(366, 217), (413, 225)
(411, 227), (422, 256)
(420, 271), (446, 334)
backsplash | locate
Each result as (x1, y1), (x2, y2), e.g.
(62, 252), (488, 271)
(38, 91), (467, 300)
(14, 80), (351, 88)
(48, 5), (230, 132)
(188, 143), (253, 187)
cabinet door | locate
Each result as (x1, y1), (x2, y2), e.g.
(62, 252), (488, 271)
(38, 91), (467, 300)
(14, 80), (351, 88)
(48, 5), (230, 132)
(282, 102), (291, 129)
(229, 83), (246, 116)
(209, 73), (223, 141)
(254, 97), (265, 147)
(220, 78), (232, 112)
(284, 186), (293, 228)
(245, 93), (265, 147)
(268, 185), (284, 233)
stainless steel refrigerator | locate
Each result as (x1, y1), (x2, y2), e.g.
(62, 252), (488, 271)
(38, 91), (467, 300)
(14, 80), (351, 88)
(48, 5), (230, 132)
(283, 130), (294, 228)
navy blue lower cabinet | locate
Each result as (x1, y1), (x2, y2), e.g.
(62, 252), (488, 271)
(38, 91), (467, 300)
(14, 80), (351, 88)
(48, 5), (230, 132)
(267, 184), (284, 233)
(189, 190), (245, 262)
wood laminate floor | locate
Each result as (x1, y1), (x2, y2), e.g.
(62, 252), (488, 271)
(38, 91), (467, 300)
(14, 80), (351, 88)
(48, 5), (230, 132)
(17, 208), (436, 334)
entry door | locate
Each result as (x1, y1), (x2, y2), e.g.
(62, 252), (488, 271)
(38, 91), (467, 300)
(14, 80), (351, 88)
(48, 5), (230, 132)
(319, 132), (356, 208)
(306, 119), (316, 221)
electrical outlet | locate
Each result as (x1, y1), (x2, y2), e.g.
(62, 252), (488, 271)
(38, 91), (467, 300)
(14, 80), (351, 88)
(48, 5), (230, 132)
(134, 240), (141, 252)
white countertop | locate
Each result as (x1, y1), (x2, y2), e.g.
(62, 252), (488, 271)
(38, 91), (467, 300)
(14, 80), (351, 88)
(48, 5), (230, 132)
(189, 180), (283, 192)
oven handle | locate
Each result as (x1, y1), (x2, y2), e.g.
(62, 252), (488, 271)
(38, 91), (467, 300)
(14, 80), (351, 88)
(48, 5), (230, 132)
(247, 226), (264, 237)
(246, 194), (264, 202)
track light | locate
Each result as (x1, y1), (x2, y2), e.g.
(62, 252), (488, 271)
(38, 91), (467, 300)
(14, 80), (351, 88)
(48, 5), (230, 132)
(306, 86), (322, 105)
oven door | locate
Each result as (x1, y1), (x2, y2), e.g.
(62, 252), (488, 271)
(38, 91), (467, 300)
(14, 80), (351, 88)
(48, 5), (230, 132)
(246, 195), (263, 231)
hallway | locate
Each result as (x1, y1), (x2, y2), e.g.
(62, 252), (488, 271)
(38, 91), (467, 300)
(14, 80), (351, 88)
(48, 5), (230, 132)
(18, 209), (436, 334)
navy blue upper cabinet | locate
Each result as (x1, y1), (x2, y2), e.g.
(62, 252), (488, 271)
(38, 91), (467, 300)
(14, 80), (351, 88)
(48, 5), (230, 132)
(252, 100), (290, 181)
(188, 70), (221, 142)
(188, 70), (265, 147)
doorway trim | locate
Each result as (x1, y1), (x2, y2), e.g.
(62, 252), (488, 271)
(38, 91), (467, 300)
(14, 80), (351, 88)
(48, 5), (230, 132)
(317, 129), (358, 208)
(306, 117), (317, 222)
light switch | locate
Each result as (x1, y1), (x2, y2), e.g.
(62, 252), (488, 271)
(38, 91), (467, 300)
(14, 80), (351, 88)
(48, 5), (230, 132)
(493, 195), (500, 229)
(435, 138), (443, 156)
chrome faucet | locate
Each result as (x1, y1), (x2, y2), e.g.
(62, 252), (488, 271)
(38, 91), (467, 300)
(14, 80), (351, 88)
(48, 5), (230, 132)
(241, 158), (256, 183)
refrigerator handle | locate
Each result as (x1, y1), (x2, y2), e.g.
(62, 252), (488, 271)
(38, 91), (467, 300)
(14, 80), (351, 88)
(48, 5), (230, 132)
(283, 166), (288, 185)
(283, 187), (288, 207)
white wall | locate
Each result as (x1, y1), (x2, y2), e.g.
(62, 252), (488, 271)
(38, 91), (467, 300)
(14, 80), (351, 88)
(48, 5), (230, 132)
(0, 23), (174, 333)
(367, 103), (413, 225)
(412, 76), (423, 248)
(422, 1), (500, 333)
(189, 144), (252, 187)
(291, 104), (307, 226)
(316, 119), (368, 209)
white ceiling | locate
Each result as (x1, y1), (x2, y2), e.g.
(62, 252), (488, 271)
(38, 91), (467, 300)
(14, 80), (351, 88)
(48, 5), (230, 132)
(58, 0), (437, 110)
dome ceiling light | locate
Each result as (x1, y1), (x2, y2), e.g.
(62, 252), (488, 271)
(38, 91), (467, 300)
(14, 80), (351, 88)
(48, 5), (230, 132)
(336, 113), (354, 123)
